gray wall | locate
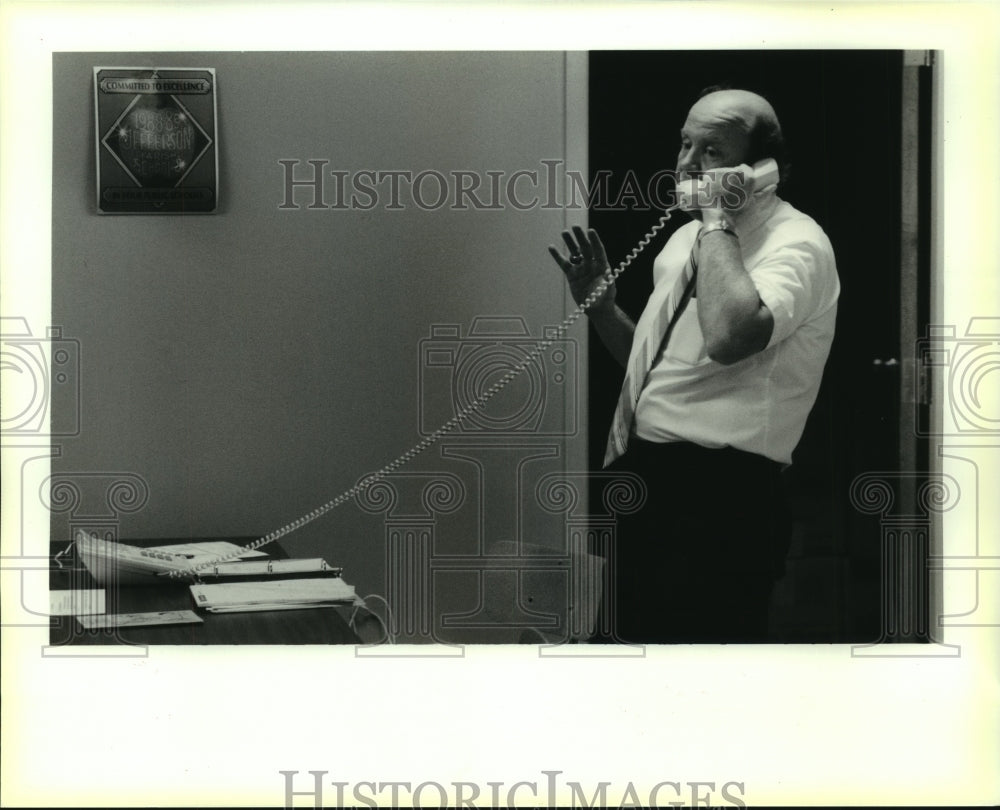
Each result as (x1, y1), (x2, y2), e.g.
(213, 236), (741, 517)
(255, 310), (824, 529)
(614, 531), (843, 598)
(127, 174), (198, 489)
(53, 52), (588, 641)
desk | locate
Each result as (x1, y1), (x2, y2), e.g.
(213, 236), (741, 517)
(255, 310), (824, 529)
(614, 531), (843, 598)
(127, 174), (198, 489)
(49, 538), (360, 646)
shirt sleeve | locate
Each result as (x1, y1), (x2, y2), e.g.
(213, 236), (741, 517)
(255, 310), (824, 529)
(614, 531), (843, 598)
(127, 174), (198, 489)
(750, 231), (838, 348)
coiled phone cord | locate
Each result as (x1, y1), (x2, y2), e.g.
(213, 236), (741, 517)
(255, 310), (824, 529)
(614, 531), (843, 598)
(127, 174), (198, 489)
(168, 209), (676, 578)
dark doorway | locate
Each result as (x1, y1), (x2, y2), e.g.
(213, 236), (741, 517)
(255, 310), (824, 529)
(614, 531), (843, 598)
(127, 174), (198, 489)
(587, 50), (928, 642)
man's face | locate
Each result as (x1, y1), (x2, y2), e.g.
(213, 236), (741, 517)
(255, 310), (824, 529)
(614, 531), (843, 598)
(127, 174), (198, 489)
(676, 93), (754, 180)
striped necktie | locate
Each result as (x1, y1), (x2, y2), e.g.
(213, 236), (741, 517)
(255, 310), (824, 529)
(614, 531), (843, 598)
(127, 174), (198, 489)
(603, 241), (700, 467)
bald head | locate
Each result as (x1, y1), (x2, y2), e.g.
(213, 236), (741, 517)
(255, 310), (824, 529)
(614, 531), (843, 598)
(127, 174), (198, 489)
(688, 89), (781, 143)
(678, 88), (787, 181)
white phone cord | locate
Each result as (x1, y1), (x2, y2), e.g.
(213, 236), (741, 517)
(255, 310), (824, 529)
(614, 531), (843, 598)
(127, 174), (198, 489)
(169, 210), (676, 579)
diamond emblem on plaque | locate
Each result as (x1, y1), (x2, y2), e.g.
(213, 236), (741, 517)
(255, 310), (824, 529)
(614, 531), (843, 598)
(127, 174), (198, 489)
(102, 92), (212, 188)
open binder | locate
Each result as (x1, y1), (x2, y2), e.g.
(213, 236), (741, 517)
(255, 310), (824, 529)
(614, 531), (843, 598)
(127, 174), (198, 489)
(189, 577), (360, 613)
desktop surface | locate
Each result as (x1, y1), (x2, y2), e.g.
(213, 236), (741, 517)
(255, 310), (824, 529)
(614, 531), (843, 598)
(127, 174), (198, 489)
(49, 537), (360, 646)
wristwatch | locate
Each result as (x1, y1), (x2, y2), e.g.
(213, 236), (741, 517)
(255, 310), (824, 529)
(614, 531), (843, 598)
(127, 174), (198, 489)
(700, 217), (738, 239)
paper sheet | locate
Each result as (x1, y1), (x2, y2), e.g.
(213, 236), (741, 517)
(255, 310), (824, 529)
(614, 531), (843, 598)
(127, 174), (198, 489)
(76, 610), (203, 629)
(49, 590), (106, 616)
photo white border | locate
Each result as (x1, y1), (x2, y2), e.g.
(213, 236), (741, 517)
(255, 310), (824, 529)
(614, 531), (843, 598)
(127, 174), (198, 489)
(2, 1), (998, 806)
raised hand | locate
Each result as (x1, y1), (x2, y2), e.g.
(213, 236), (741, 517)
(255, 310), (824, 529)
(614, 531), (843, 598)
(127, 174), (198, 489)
(547, 225), (615, 310)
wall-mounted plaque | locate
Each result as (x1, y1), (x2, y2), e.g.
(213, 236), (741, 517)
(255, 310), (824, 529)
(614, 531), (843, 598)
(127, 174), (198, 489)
(94, 67), (218, 213)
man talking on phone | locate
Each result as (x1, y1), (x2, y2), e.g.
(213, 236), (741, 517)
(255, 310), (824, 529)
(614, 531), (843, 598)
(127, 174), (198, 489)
(549, 87), (840, 643)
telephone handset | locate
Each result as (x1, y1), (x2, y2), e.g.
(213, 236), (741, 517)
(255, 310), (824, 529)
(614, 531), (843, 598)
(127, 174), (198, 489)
(675, 158), (780, 211)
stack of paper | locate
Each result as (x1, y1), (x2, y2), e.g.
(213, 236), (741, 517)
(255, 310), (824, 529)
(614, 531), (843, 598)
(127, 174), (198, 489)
(189, 577), (360, 613)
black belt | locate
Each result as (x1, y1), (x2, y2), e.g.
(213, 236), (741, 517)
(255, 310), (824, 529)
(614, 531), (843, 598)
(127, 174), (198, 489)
(618, 438), (783, 477)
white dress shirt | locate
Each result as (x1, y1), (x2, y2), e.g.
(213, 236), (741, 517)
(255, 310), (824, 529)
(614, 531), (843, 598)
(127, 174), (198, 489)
(632, 197), (840, 465)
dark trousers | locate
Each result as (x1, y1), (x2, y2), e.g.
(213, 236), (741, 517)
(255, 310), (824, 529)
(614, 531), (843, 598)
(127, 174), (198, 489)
(596, 439), (792, 644)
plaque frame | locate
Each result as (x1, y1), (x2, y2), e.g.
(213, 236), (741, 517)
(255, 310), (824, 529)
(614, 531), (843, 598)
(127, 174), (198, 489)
(93, 66), (218, 214)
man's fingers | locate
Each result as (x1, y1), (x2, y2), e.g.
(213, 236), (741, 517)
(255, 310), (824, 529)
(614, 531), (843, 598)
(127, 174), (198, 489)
(554, 227), (609, 276)
(587, 228), (609, 267)
(571, 225), (594, 260)
(560, 230), (579, 257)
(548, 245), (571, 271)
